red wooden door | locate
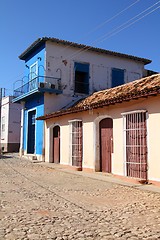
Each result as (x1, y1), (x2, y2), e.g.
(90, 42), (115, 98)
(53, 126), (60, 164)
(99, 118), (113, 173)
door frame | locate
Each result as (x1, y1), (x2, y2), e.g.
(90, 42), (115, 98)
(49, 123), (61, 163)
(53, 125), (60, 163)
(99, 118), (113, 173)
(94, 115), (113, 172)
(26, 108), (37, 154)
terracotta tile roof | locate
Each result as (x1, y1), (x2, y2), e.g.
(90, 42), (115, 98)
(37, 74), (160, 120)
(19, 37), (151, 64)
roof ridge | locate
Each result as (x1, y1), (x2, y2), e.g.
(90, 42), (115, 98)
(19, 36), (151, 64)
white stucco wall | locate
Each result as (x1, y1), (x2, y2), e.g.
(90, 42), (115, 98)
(44, 95), (160, 182)
(1, 96), (22, 150)
(44, 41), (146, 114)
(1, 97), (9, 143)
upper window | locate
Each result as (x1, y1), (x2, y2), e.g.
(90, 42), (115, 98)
(30, 62), (38, 80)
(112, 68), (124, 88)
(29, 62), (38, 91)
(74, 62), (89, 94)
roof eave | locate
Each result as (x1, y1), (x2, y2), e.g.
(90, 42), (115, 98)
(19, 37), (47, 60)
(18, 37), (151, 64)
(37, 89), (160, 121)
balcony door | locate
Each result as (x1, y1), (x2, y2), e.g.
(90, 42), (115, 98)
(29, 62), (38, 91)
(27, 110), (36, 154)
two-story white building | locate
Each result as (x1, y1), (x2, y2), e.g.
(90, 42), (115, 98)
(1, 96), (22, 152)
(13, 37), (151, 161)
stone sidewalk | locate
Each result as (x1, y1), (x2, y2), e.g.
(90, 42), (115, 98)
(39, 160), (160, 194)
(0, 154), (160, 240)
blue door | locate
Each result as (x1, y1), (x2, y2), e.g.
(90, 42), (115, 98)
(27, 110), (36, 154)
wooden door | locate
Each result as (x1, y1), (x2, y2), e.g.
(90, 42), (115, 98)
(99, 118), (113, 173)
(53, 126), (60, 164)
(27, 110), (36, 154)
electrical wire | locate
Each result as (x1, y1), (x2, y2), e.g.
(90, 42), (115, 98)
(99, 4), (160, 45)
(85, 0), (141, 36)
(67, 1), (160, 59)
(57, 0), (141, 55)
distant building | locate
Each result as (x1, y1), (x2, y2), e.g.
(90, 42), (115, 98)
(1, 96), (22, 152)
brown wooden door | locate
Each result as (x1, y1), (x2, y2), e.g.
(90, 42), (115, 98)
(99, 118), (113, 173)
(53, 126), (60, 164)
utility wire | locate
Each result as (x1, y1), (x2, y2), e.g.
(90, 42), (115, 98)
(99, 4), (160, 45)
(58, 0), (141, 55)
(86, 0), (141, 36)
(68, 1), (160, 59)
(13, 1), (142, 87)
(95, 0), (160, 45)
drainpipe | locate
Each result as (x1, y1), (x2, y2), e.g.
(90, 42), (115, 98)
(19, 101), (25, 157)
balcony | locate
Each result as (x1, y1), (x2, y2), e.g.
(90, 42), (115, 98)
(13, 76), (62, 103)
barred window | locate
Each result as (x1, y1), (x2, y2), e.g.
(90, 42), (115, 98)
(69, 120), (82, 167)
(122, 110), (147, 180)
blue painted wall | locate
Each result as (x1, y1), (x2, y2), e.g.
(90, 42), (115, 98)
(21, 43), (46, 156)
(23, 43), (45, 84)
(23, 94), (44, 155)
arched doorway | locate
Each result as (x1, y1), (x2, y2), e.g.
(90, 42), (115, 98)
(53, 126), (60, 163)
(99, 118), (113, 173)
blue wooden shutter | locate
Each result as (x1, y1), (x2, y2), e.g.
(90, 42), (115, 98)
(74, 62), (89, 94)
(112, 68), (124, 88)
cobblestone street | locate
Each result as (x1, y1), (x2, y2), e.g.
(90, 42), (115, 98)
(0, 154), (160, 240)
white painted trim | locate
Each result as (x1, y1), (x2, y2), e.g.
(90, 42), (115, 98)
(20, 102), (25, 156)
(121, 109), (147, 116)
(68, 120), (83, 167)
(146, 112), (149, 179)
(122, 115), (127, 176)
(26, 107), (37, 154)
(69, 122), (72, 166)
(29, 61), (38, 77)
(94, 115), (113, 172)
(48, 123), (61, 163)
(68, 119), (82, 123)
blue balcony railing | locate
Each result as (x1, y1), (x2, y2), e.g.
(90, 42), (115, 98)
(13, 76), (62, 99)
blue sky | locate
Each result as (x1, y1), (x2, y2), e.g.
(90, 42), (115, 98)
(0, 0), (160, 95)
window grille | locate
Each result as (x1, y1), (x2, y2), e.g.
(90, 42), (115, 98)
(69, 120), (82, 167)
(123, 111), (147, 180)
